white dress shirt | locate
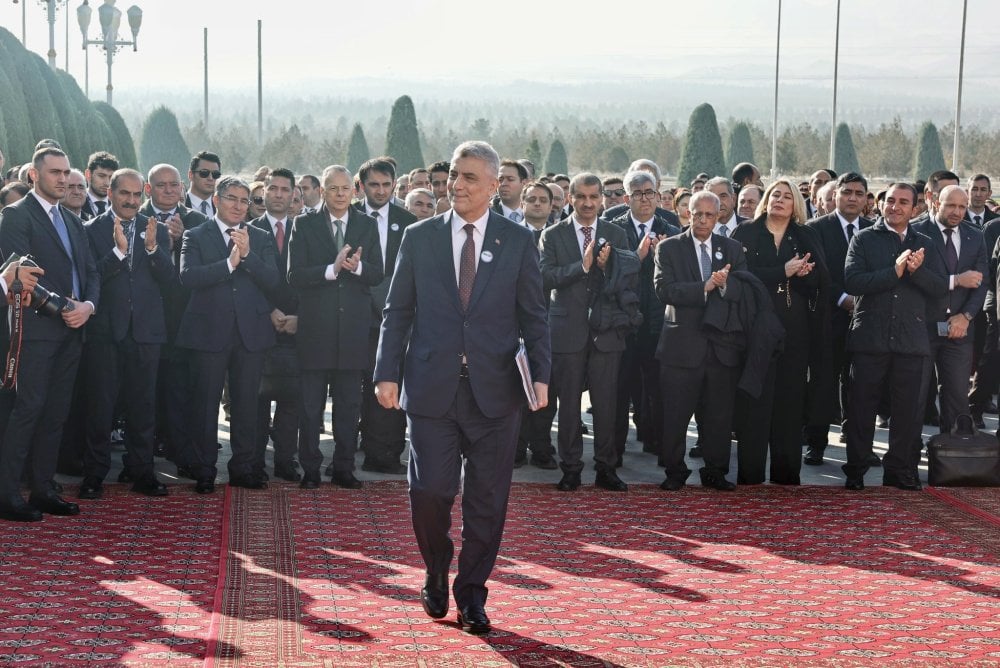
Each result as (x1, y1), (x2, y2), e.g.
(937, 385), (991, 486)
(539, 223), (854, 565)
(714, 214), (739, 238)
(366, 201), (390, 269)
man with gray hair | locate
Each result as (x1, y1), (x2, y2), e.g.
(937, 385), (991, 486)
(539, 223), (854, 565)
(405, 188), (436, 220)
(176, 175), (281, 494)
(706, 176), (746, 237)
(601, 159), (681, 229)
(375, 140), (550, 634)
(654, 190), (746, 492)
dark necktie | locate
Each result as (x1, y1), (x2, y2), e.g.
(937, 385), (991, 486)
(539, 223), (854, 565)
(155, 211), (170, 222)
(580, 224), (593, 254)
(275, 220), (285, 254)
(95, 200), (107, 215)
(51, 205), (80, 298)
(333, 219), (344, 252)
(700, 242), (712, 282)
(225, 228), (235, 253)
(200, 200), (210, 216)
(975, 215), (982, 228)
(846, 223), (855, 242)
(718, 225), (729, 237)
(121, 218), (134, 269)
(637, 223), (646, 249)
(944, 228), (958, 275)
(459, 223), (476, 311)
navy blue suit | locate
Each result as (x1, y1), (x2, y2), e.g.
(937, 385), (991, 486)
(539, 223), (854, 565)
(82, 211), (174, 482)
(177, 219), (280, 482)
(374, 210), (550, 609)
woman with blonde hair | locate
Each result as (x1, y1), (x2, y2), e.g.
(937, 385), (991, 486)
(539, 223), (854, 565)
(731, 177), (831, 485)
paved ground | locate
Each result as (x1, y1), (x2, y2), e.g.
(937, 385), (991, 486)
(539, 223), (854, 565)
(74, 394), (998, 492)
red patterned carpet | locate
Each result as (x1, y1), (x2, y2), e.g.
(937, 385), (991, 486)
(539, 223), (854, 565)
(4, 482), (1000, 667)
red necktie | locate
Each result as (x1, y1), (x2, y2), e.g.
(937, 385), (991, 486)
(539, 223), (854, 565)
(459, 224), (476, 311)
(275, 220), (285, 254)
(580, 224), (593, 252)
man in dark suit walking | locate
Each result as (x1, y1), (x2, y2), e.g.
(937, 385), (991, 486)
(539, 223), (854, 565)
(0, 147), (99, 521)
(912, 185), (987, 433)
(79, 169), (174, 499)
(177, 176), (280, 493)
(609, 170), (680, 462)
(374, 141), (550, 635)
(249, 167), (302, 482)
(654, 190), (747, 492)
(540, 173), (630, 492)
(803, 173), (873, 464)
(140, 164), (208, 469)
(288, 165), (384, 490)
(355, 158), (417, 475)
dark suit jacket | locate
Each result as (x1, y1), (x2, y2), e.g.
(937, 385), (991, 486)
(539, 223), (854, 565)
(539, 218), (630, 353)
(176, 219), (280, 353)
(249, 214), (297, 316)
(353, 200), (418, 324)
(602, 202), (681, 229)
(0, 193), (100, 341)
(844, 220), (949, 356)
(964, 207), (998, 227)
(374, 210), (550, 419)
(911, 218), (988, 324)
(139, 202), (208, 344)
(184, 192), (214, 217)
(609, 212), (681, 337)
(653, 230), (748, 367)
(287, 207), (384, 370)
(805, 213), (873, 330)
(80, 196), (107, 221)
(84, 211), (174, 344)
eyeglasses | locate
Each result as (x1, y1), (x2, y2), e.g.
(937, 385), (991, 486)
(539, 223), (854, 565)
(603, 189), (626, 197)
(630, 191), (658, 200)
(219, 194), (250, 207)
(250, 196), (265, 206)
(194, 169), (222, 179)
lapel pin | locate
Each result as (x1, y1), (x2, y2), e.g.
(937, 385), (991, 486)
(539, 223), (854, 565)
(495, 238), (501, 245)
(715, 249), (723, 260)
(390, 223), (399, 231)
(481, 250), (494, 263)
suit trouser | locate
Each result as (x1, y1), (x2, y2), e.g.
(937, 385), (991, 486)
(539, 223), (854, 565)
(844, 352), (926, 479)
(925, 335), (974, 433)
(186, 337), (264, 481)
(804, 321), (851, 448)
(516, 399), (556, 459)
(83, 336), (160, 482)
(407, 377), (521, 609)
(360, 330), (407, 465)
(969, 308), (999, 412)
(0, 332), (82, 496)
(156, 348), (194, 464)
(299, 368), (362, 476)
(614, 332), (662, 457)
(552, 342), (620, 474)
(660, 350), (738, 483)
(257, 396), (301, 468)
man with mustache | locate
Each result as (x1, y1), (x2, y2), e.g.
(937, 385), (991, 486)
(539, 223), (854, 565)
(78, 169), (174, 499)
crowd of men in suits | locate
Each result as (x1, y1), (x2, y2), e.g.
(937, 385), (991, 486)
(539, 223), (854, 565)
(0, 135), (998, 523)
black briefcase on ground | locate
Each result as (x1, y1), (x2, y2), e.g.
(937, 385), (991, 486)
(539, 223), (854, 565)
(927, 414), (1000, 487)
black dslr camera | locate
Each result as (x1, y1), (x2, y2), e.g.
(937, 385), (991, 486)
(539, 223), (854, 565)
(2, 253), (73, 317)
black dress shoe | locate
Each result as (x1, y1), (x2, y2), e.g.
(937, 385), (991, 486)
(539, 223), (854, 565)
(229, 474), (267, 490)
(132, 476), (168, 497)
(595, 469), (628, 492)
(154, 441), (168, 458)
(529, 455), (559, 470)
(195, 479), (216, 494)
(28, 491), (80, 516)
(689, 445), (703, 458)
(865, 453), (882, 468)
(324, 462), (335, 477)
(420, 572), (449, 619)
(884, 471), (922, 491)
(0, 496), (43, 522)
(78, 477), (104, 500)
(273, 462), (303, 482)
(986, 401), (999, 415)
(176, 465), (197, 480)
(973, 413), (986, 429)
(845, 476), (865, 490)
(513, 452), (527, 468)
(300, 472), (321, 489)
(803, 447), (825, 466)
(660, 477), (685, 491)
(701, 475), (736, 491)
(361, 460), (408, 475)
(457, 604), (491, 635)
(556, 472), (581, 491)
(116, 469), (134, 484)
(332, 471), (363, 489)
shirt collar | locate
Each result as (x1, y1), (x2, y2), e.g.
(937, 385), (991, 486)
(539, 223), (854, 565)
(151, 205), (176, 217)
(265, 212), (287, 228)
(452, 209), (489, 234)
(31, 189), (59, 213)
(366, 201), (388, 218)
(836, 210), (860, 229)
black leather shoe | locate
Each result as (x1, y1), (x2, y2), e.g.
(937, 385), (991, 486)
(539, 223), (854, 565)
(273, 462), (302, 482)
(361, 460), (407, 475)
(78, 477), (104, 500)
(987, 401), (999, 415)
(865, 453), (882, 468)
(332, 471), (363, 489)
(154, 441), (169, 458)
(0, 495), (43, 522)
(324, 462), (335, 477)
(420, 572), (449, 619)
(530, 455), (559, 470)
(595, 469), (628, 492)
(132, 476), (168, 497)
(300, 472), (321, 489)
(28, 491), (80, 516)
(176, 465), (197, 480)
(660, 477), (685, 491)
(973, 413), (986, 429)
(845, 476), (865, 491)
(884, 471), (922, 491)
(457, 604), (491, 635)
(229, 474), (267, 490)
(195, 479), (216, 494)
(803, 447), (825, 466)
(689, 445), (703, 458)
(513, 452), (527, 468)
(556, 472), (580, 491)
(701, 475), (736, 491)
(116, 469), (134, 484)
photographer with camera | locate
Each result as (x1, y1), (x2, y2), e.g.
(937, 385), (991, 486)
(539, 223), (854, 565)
(0, 147), (99, 522)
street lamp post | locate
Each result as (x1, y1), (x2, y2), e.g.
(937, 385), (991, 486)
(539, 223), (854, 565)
(76, 0), (142, 105)
(12, 0), (68, 68)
